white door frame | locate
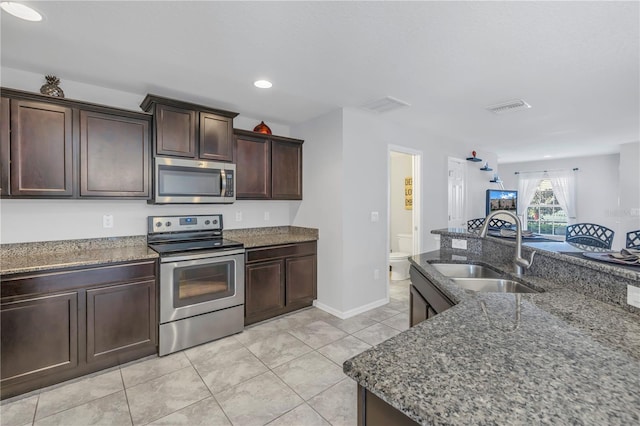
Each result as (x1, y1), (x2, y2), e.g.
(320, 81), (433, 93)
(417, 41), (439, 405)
(387, 145), (422, 291)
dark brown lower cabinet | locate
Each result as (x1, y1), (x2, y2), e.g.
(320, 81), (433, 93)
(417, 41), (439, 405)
(245, 241), (317, 325)
(86, 280), (156, 363)
(409, 285), (428, 326)
(1, 292), (79, 385)
(245, 260), (285, 322)
(0, 261), (157, 399)
(409, 265), (454, 327)
(358, 385), (419, 426)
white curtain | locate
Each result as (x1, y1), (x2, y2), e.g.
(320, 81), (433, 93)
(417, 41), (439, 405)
(517, 172), (545, 230)
(547, 170), (577, 221)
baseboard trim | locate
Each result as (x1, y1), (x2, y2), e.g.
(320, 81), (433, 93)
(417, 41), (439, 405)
(313, 297), (389, 320)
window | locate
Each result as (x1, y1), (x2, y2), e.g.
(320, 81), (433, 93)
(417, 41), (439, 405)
(526, 179), (567, 236)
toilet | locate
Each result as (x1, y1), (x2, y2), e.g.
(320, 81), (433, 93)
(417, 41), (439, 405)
(389, 233), (413, 281)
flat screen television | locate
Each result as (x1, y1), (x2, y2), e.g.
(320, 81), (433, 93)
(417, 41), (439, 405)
(486, 189), (518, 215)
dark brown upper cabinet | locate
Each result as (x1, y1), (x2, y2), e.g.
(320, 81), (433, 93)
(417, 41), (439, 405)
(235, 132), (271, 199)
(234, 129), (303, 200)
(0, 87), (152, 199)
(10, 98), (74, 197)
(272, 139), (303, 200)
(140, 95), (238, 162)
(80, 110), (150, 197)
(1, 97), (10, 196)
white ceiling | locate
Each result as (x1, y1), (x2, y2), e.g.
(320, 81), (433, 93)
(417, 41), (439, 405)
(1, 1), (638, 163)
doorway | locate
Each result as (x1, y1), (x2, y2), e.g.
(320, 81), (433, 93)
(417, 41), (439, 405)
(388, 146), (421, 293)
(447, 157), (466, 229)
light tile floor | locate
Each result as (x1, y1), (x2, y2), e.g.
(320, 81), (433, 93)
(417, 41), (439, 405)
(1, 280), (411, 426)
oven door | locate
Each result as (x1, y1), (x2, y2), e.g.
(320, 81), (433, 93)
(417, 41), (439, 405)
(159, 249), (245, 323)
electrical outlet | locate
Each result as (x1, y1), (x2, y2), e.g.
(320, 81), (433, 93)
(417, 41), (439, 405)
(628, 285), (640, 308)
(102, 214), (114, 229)
(371, 211), (379, 222)
(373, 269), (380, 280)
(452, 238), (467, 250)
(235, 211), (242, 222)
(264, 211), (270, 221)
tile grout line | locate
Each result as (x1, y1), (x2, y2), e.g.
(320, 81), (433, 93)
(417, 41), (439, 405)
(119, 368), (135, 426)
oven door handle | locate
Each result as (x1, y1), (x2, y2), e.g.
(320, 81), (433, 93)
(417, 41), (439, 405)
(159, 248), (245, 263)
(220, 169), (227, 196)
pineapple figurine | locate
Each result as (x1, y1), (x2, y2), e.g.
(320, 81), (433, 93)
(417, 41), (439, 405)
(40, 75), (64, 98)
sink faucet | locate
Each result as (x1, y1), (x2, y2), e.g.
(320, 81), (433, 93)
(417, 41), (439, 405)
(478, 210), (535, 276)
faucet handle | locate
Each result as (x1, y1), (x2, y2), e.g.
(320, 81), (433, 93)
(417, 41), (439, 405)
(517, 251), (536, 269)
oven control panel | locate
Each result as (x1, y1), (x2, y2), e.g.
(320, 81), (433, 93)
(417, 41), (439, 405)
(148, 214), (223, 233)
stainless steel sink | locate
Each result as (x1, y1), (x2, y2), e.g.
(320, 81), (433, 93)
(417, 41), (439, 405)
(431, 263), (504, 279)
(449, 278), (538, 293)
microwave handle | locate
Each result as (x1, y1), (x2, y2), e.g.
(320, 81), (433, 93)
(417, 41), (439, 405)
(220, 169), (227, 196)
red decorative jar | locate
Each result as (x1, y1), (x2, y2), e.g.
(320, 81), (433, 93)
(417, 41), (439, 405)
(253, 121), (272, 135)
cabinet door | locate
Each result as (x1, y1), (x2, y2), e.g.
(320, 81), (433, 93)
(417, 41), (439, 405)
(10, 99), (73, 196)
(409, 285), (428, 327)
(245, 260), (284, 325)
(155, 104), (196, 157)
(0, 97), (9, 195)
(271, 140), (302, 199)
(80, 110), (150, 197)
(86, 280), (156, 363)
(199, 112), (233, 162)
(1, 292), (78, 385)
(285, 254), (317, 306)
(235, 134), (271, 199)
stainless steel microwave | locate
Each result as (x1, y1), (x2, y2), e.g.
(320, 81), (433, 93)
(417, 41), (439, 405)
(152, 157), (235, 204)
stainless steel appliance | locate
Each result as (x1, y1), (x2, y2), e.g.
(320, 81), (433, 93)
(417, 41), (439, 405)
(152, 157), (235, 204)
(147, 214), (244, 356)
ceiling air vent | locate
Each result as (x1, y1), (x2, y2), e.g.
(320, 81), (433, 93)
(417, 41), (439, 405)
(486, 99), (531, 114)
(361, 96), (411, 113)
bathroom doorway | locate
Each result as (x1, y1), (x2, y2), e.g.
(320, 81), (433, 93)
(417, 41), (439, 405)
(388, 146), (421, 293)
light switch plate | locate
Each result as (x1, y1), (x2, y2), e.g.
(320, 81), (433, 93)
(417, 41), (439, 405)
(371, 211), (379, 222)
(452, 238), (467, 250)
(627, 285), (640, 308)
(235, 211), (242, 222)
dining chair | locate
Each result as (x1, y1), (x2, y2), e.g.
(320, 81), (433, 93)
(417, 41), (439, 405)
(467, 217), (514, 231)
(626, 230), (640, 249)
(565, 223), (615, 249)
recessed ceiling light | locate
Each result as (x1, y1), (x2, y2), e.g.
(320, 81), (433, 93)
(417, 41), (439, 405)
(0, 2), (43, 22)
(254, 80), (272, 89)
(543, 155), (552, 158)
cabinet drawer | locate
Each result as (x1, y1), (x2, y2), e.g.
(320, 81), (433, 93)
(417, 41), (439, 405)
(246, 241), (317, 263)
(1, 261), (156, 299)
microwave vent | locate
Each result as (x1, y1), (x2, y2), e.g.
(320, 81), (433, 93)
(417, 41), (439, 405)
(361, 96), (411, 113)
(486, 99), (531, 114)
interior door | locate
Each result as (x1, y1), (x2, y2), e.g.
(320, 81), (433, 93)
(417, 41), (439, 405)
(447, 158), (466, 229)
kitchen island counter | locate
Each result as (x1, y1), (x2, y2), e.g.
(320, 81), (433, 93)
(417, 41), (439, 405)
(344, 247), (640, 425)
(0, 236), (158, 276)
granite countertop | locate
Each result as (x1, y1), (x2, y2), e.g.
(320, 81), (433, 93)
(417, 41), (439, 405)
(344, 249), (640, 425)
(225, 226), (318, 248)
(0, 226), (319, 275)
(0, 236), (158, 276)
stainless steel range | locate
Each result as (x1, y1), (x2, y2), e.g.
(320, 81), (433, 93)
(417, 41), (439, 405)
(147, 214), (244, 356)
